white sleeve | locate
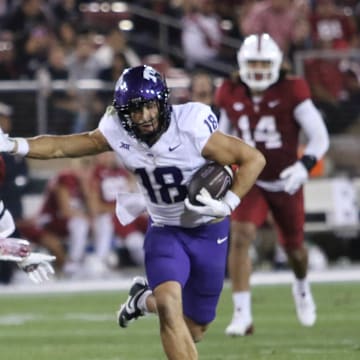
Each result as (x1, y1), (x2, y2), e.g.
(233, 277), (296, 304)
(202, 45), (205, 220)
(98, 108), (124, 152)
(181, 102), (219, 154)
(294, 99), (330, 159)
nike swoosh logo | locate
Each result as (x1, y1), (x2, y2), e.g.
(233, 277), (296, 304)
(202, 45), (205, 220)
(151, 223), (164, 227)
(169, 144), (181, 152)
(125, 295), (136, 313)
(217, 236), (228, 244)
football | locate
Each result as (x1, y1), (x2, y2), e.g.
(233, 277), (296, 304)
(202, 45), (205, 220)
(187, 162), (233, 205)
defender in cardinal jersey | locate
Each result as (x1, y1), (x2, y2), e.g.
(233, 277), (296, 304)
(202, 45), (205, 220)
(0, 65), (265, 360)
(216, 33), (329, 336)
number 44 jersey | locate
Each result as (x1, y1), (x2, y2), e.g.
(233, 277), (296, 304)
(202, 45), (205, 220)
(216, 76), (311, 182)
(98, 102), (219, 227)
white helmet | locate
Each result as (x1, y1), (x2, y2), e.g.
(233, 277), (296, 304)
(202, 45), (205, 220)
(237, 33), (283, 92)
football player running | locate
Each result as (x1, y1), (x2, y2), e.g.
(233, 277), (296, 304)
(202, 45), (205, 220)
(0, 65), (265, 360)
(215, 33), (329, 336)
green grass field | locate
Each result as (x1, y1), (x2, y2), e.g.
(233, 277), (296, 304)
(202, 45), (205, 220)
(0, 282), (359, 360)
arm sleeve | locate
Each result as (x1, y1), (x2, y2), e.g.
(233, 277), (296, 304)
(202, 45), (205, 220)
(184, 103), (219, 154)
(98, 108), (125, 153)
(294, 99), (330, 159)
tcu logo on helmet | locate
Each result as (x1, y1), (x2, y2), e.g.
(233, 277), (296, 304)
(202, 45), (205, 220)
(115, 76), (125, 92)
(143, 66), (158, 83)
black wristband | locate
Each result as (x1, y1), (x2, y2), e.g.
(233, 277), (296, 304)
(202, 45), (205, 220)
(300, 155), (317, 172)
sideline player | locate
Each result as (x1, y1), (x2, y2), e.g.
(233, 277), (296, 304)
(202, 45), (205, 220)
(0, 151), (55, 284)
(0, 200), (55, 284)
(0, 65), (265, 359)
(216, 33), (329, 336)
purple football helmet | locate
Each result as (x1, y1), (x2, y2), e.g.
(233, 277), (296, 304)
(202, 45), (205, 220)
(113, 65), (171, 142)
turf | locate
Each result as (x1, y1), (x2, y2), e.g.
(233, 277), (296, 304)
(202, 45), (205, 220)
(0, 282), (359, 360)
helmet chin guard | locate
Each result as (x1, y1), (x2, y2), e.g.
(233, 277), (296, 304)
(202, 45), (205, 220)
(113, 65), (171, 143)
(237, 33), (283, 92)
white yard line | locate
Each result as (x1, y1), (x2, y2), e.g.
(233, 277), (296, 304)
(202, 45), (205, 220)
(0, 267), (359, 296)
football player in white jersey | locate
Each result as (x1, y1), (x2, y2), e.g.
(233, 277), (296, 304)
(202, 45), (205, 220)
(0, 65), (265, 360)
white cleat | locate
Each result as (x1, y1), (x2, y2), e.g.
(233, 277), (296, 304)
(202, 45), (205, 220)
(292, 283), (316, 327)
(225, 313), (254, 336)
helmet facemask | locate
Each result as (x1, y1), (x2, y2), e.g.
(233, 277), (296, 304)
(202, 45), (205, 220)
(237, 34), (283, 92)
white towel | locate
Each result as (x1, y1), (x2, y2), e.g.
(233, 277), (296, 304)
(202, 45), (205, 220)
(115, 192), (147, 225)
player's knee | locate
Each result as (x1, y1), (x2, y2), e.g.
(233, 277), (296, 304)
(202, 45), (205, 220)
(231, 222), (256, 248)
(155, 289), (182, 324)
(191, 328), (206, 343)
(185, 317), (209, 343)
(282, 235), (304, 254)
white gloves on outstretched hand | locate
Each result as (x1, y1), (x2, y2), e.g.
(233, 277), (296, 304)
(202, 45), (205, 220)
(184, 188), (240, 218)
(18, 253), (56, 284)
(280, 161), (309, 195)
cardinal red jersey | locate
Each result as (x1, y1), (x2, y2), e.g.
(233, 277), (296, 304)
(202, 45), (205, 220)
(92, 164), (131, 204)
(41, 171), (86, 219)
(19, 171), (87, 241)
(216, 76), (310, 181)
(0, 156), (5, 185)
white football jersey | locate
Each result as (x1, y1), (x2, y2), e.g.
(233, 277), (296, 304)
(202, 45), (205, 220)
(98, 102), (219, 227)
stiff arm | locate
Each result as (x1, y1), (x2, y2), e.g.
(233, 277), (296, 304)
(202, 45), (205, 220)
(19, 129), (111, 159)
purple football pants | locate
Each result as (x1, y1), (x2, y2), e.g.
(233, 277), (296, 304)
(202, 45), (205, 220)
(144, 217), (230, 325)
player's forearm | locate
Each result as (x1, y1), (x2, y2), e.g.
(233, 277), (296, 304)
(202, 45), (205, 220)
(11, 131), (107, 159)
(203, 131), (266, 199)
(25, 134), (91, 159)
(232, 149), (266, 199)
(1, 126), (110, 158)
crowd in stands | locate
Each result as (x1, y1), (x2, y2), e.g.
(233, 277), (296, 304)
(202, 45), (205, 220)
(0, 0), (359, 135)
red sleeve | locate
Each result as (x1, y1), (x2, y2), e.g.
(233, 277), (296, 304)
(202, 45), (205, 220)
(214, 80), (231, 108)
(0, 156), (5, 186)
(57, 172), (78, 189)
(290, 77), (311, 106)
